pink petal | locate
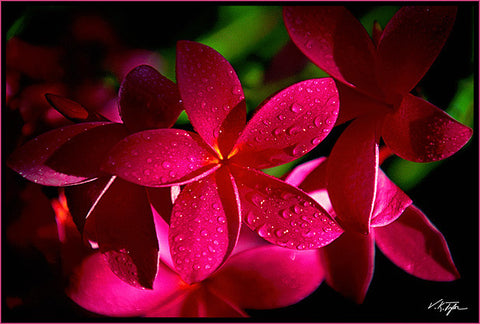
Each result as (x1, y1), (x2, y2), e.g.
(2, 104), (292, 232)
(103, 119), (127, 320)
(7, 122), (112, 186)
(232, 166), (342, 249)
(45, 93), (106, 122)
(370, 170), (412, 227)
(376, 6), (457, 98)
(327, 117), (379, 234)
(209, 245), (323, 309)
(321, 230), (375, 304)
(284, 157), (327, 190)
(283, 6), (379, 94)
(176, 40), (246, 157)
(169, 168), (241, 284)
(375, 205), (460, 281)
(382, 94), (473, 162)
(103, 129), (220, 187)
(119, 65), (183, 132)
(231, 78), (339, 169)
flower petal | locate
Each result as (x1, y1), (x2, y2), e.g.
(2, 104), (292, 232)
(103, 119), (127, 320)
(370, 170), (412, 227)
(284, 157), (327, 190)
(374, 205), (460, 281)
(376, 6), (457, 97)
(103, 129), (219, 187)
(232, 166), (342, 249)
(321, 231), (375, 304)
(169, 168), (241, 284)
(382, 94), (473, 162)
(45, 93), (107, 122)
(231, 78), (339, 169)
(7, 122), (112, 186)
(327, 117), (379, 234)
(119, 65), (183, 133)
(176, 40), (246, 157)
(283, 6), (379, 94)
(209, 245), (323, 309)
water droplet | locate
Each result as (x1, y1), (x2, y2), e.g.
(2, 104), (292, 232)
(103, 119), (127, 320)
(280, 209), (292, 219)
(217, 216), (226, 223)
(290, 103), (302, 113)
(174, 235), (184, 242)
(146, 158), (153, 164)
(162, 161), (171, 168)
(144, 169), (151, 176)
(246, 211), (256, 225)
(314, 116), (324, 127)
(208, 245), (216, 253)
(288, 126), (302, 136)
(257, 224), (270, 238)
(200, 229), (208, 237)
(277, 114), (286, 121)
(275, 229), (288, 238)
(293, 205), (303, 214)
(292, 144), (307, 157)
(311, 137), (322, 145)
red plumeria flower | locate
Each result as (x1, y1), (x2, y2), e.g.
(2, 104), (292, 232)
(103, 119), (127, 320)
(104, 40), (343, 284)
(284, 6), (473, 233)
(286, 157), (460, 303)
(7, 65), (183, 289)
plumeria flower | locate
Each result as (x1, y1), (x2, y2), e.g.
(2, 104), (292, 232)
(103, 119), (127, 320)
(286, 157), (460, 303)
(104, 40), (343, 284)
(7, 65), (183, 289)
(284, 6), (473, 233)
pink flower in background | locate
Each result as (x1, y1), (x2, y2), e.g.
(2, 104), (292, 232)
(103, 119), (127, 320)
(284, 6), (473, 234)
(105, 40), (343, 284)
(286, 157), (460, 303)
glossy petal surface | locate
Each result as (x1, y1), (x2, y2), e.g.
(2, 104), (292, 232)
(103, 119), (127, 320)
(210, 245), (323, 310)
(45, 93), (106, 122)
(233, 166), (342, 249)
(383, 94), (473, 162)
(232, 78), (339, 169)
(176, 40), (246, 157)
(376, 6), (457, 97)
(104, 129), (219, 187)
(119, 65), (183, 133)
(375, 205), (460, 281)
(327, 117), (379, 234)
(321, 231), (374, 304)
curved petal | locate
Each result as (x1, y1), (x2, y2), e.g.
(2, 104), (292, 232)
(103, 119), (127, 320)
(375, 205), (460, 281)
(327, 117), (379, 234)
(103, 129), (220, 187)
(209, 245), (323, 309)
(284, 157), (327, 190)
(232, 166), (342, 250)
(376, 6), (457, 97)
(321, 230), (375, 304)
(45, 93), (107, 122)
(7, 122), (111, 186)
(382, 94), (473, 162)
(283, 6), (379, 94)
(231, 78), (339, 169)
(176, 40), (246, 157)
(119, 65), (183, 133)
(169, 168), (241, 284)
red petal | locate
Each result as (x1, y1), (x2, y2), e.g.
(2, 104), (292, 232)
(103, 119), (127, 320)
(7, 122), (112, 186)
(376, 6), (457, 98)
(375, 205), (460, 281)
(209, 245), (323, 309)
(45, 93), (107, 122)
(119, 65), (183, 132)
(382, 94), (473, 162)
(284, 157), (327, 190)
(370, 170), (412, 227)
(321, 231), (375, 303)
(176, 40), (246, 157)
(283, 6), (379, 94)
(231, 78), (339, 169)
(103, 129), (219, 187)
(232, 166), (342, 249)
(169, 169), (241, 283)
(327, 117), (379, 234)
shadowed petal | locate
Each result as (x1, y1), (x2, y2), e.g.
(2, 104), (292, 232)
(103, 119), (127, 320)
(375, 205), (460, 281)
(231, 78), (339, 169)
(327, 117), (379, 234)
(232, 166), (342, 249)
(176, 40), (246, 157)
(383, 94), (473, 162)
(376, 6), (457, 98)
(104, 129), (220, 187)
(209, 245), (323, 309)
(284, 157), (327, 190)
(169, 169), (241, 284)
(45, 93), (107, 122)
(7, 122), (111, 186)
(321, 231), (375, 304)
(119, 65), (183, 133)
(283, 6), (379, 94)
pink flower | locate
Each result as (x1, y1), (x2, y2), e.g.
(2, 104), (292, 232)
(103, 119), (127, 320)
(7, 65), (183, 289)
(284, 6), (473, 233)
(104, 40), (343, 284)
(286, 157), (460, 303)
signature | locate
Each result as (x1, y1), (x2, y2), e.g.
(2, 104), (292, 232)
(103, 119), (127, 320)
(428, 298), (468, 316)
